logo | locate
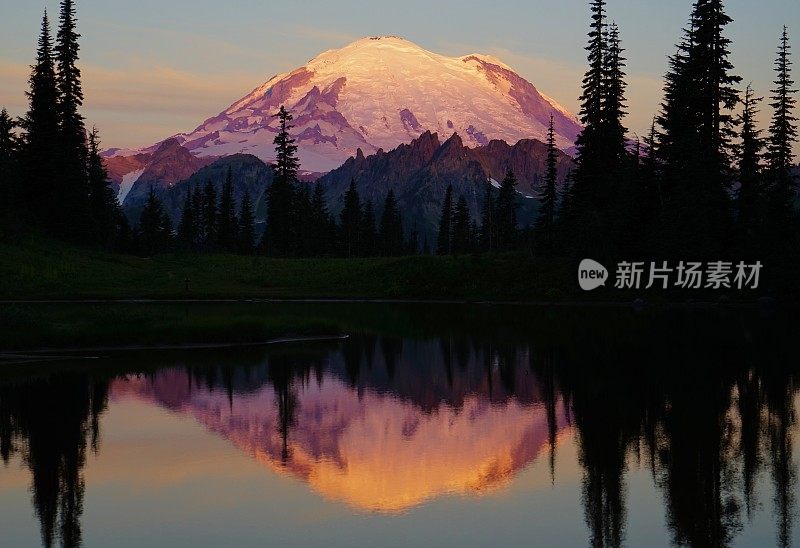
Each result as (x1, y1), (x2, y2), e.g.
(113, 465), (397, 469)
(579, 259), (609, 291)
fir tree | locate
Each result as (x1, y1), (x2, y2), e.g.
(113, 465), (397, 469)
(86, 127), (118, 249)
(436, 184), (454, 255)
(406, 220), (419, 255)
(202, 179), (217, 248)
(266, 105), (298, 256)
(692, 0), (742, 176)
(138, 186), (172, 256)
(603, 22), (628, 168)
(574, 0), (606, 180)
(177, 185), (197, 250)
(655, 0), (739, 257)
(238, 190), (256, 255)
(768, 26), (798, 186)
(480, 183), (495, 252)
(451, 195), (472, 254)
(273, 105), (299, 183)
(54, 0), (90, 242)
(379, 189), (404, 256)
(55, 0), (85, 163)
(190, 184), (204, 246)
(495, 169), (519, 250)
(340, 179), (361, 257)
(0, 108), (19, 232)
(294, 183), (313, 256)
(310, 183), (331, 256)
(737, 84), (765, 247)
(21, 11), (60, 230)
(217, 168), (238, 252)
(536, 114), (559, 253)
(360, 199), (378, 257)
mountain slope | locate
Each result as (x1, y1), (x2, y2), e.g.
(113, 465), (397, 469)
(110, 36), (581, 175)
(317, 131), (574, 244)
(121, 139), (216, 222)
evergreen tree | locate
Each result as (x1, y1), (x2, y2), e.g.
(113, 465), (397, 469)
(294, 183), (313, 256)
(575, 0), (607, 176)
(86, 127), (118, 249)
(736, 84), (765, 248)
(273, 105), (299, 183)
(216, 168), (238, 252)
(177, 185), (197, 250)
(190, 185), (204, 246)
(340, 179), (361, 257)
(603, 22), (628, 168)
(691, 0), (741, 179)
(0, 108), (19, 233)
(436, 184), (454, 255)
(655, 0), (739, 257)
(406, 220), (420, 255)
(266, 105), (298, 256)
(451, 195), (472, 254)
(536, 114), (559, 253)
(202, 179), (217, 249)
(495, 170), (519, 250)
(138, 186), (172, 256)
(379, 189), (404, 256)
(479, 183), (495, 252)
(54, 0), (90, 242)
(768, 26), (798, 186)
(310, 183), (331, 256)
(360, 199), (377, 257)
(238, 190), (256, 255)
(21, 11), (60, 231)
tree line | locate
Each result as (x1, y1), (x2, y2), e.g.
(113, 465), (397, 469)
(0, 1), (128, 250)
(1, 0), (797, 265)
(434, 0), (798, 264)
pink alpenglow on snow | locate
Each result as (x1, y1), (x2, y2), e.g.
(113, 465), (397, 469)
(109, 36), (582, 175)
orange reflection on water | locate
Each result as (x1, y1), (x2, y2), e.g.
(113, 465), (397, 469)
(112, 370), (571, 513)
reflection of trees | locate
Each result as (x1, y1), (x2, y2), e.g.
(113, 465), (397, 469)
(0, 372), (108, 548)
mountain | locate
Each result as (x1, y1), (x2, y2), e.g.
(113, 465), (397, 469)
(120, 139), (216, 222)
(316, 131), (574, 243)
(160, 154), (274, 227)
(107, 36), (581, 178)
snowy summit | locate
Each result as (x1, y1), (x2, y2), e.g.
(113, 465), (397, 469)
(113, 36), (581, 174)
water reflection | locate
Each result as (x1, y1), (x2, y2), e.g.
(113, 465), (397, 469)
(0, 305), (798, 547)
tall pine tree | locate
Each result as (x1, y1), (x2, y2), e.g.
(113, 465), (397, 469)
(216, 168), (238, 252)
(266, 105), (298, 256)
(177, 185), (198, 250)
(768, 26), (798, 186)
(436, 184), (454, 255)
(54, 0), (91, 242)
(0, 109), (19, 234)
(340, 179), (361, 257)
(238, 190), (256, 255)
(495, 170), (519, 250)
(86, 127), (119, 249)
(536, 114), (559, 253)
(360, 199), (378, 257)
(379, 190), (404, 256)
(736, 85), (764, 242)
(451, 195), (472, 255)
(202, 179), (217, 249)
(21, 11), (60, 232)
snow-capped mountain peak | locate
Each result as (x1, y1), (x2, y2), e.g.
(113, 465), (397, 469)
(114, 36), (582, 174)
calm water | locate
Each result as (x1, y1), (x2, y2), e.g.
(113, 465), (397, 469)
(1, 303), (798, 547)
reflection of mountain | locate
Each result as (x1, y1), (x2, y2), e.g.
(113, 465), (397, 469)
(111, 340), (571, 513)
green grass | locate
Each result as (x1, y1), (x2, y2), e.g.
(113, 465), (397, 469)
(0, 237), (575, 301)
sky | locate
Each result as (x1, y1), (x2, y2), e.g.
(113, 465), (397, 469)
(0, 0), (798, 153)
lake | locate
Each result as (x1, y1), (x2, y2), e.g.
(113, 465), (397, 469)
(0, 302), (798, 547)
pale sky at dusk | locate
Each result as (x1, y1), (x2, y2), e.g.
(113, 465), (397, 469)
(0, 0), (798, 152)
